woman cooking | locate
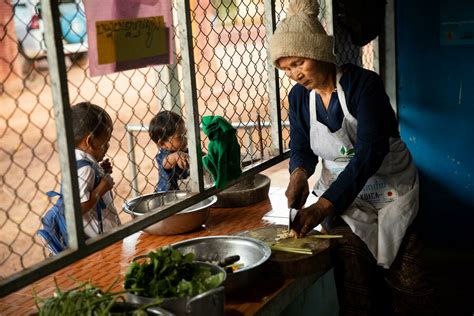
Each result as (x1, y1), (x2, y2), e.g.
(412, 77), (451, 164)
(268, 0), (436, 314)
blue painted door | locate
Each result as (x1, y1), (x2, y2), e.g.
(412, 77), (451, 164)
(396, 0), (474, 246)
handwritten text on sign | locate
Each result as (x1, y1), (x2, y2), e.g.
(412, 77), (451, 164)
(96, 16), (167, 65)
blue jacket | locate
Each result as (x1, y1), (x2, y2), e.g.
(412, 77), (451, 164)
(155, 149), (190, 192)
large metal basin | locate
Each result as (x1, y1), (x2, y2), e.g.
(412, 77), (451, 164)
(123, 191), (217, 235)
(214, 174), (271, 207)
(169, 236), (271, 293)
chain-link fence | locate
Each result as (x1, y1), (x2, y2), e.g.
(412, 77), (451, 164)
(0, 0), (377, 296)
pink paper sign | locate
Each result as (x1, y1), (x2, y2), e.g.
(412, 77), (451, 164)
(84, 0), (173, 77)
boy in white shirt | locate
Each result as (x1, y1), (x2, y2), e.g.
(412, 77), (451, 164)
(72, 102), (121, 238)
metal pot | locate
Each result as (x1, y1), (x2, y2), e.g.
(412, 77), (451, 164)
(213, 174), (271, 208)
(125, 261), (226, 316)
(123, 191), (217, 235)
(169, 236), (271, 293)
(109, 302), (173, 315)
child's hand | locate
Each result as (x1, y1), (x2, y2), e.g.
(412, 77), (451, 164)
(163, 152), (189, 170)
(84, 174), (114, 214)
(100, 158), (113, 174)
(175, 151), (189, 170)
(97, 174), (114, 195)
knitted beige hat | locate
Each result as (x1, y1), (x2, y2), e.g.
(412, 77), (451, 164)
(269, 0), (336, 68)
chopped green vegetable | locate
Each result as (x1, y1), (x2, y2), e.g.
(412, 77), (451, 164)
(269, 244), (313, 254)
(124, 247), (225, 299)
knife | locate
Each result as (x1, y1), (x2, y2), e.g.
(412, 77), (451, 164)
(288, 208), (296, 232)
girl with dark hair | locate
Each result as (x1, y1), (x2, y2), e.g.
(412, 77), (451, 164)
(149, 111), (189, 192)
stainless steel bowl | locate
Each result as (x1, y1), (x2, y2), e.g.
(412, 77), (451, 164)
(125, 261), (226, 316)
(123, 191), (217, 235)
(169, 236), (271, 293)
(109, 302), (173, 315)
(213, 174), (271, 207)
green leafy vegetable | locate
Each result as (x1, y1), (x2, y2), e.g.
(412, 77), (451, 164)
(124, 247), (225, 299)
(34, 277), (161, 316)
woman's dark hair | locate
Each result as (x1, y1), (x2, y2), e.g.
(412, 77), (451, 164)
(71, 102), (113, 145)
(149, 111), (184, 144)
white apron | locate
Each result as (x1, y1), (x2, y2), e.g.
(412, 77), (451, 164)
(310, 71), (419, 268)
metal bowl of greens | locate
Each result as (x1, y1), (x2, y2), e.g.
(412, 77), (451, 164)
(33, 279), (172, 316)
(124, 247), (226, 316)
(169, 236), (271, 293)
(123, 191), (217, 235)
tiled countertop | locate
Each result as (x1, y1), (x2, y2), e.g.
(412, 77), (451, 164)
(0, 187), (331, 315)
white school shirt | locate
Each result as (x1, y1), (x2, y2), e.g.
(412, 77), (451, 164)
(75, 149), (121, 238)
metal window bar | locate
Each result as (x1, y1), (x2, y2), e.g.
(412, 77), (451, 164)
(264, 0), (283, 157)
(42, 0), (86, 251)
(176, 0), (204, 193)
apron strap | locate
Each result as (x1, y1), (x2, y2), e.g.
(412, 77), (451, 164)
(310, 90), (317, 121)
(336, 71), (351, 117)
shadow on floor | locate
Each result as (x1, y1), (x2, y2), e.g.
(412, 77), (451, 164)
(424, 247), (474, 315)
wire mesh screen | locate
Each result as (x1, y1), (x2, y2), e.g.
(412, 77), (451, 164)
(0, 0), (377, 288)
(1, 0), (181, 278)
(1, 0), (65, 276)
(334, 21), (377, 70)
(191, 0), (273, 164)
(274, 0), (291, 150)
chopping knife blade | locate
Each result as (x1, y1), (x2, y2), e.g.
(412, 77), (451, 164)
(288, 208), (297, 232)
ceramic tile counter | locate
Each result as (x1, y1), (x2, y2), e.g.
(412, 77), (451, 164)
(0, 188), (332, 315)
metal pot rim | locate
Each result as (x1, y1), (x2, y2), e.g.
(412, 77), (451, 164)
(169, 235), (272, 273)
(123, 191), (217, 216)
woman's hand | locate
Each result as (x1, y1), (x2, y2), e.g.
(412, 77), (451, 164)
(289, 197), (335, 238)
(285, 168), (309, 209)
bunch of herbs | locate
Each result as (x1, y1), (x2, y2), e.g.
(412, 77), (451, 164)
(124, 247), (224, 298)
(34, 277), (160, 316)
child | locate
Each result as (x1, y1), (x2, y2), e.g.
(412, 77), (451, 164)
(149, 111), (190, 192)
(72, 102), (121, 238)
